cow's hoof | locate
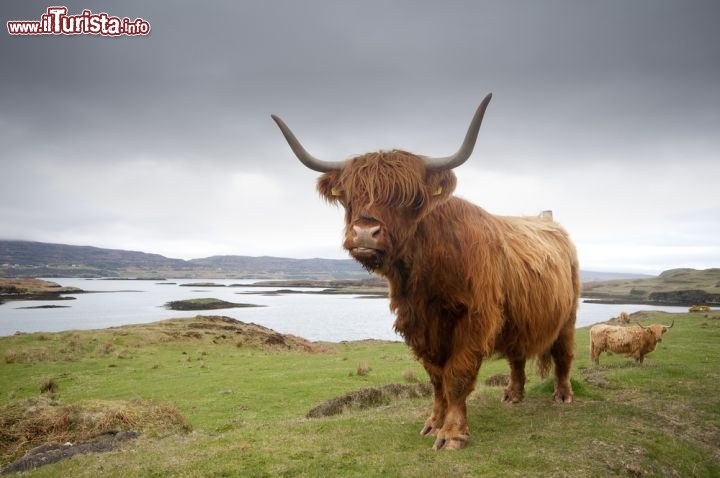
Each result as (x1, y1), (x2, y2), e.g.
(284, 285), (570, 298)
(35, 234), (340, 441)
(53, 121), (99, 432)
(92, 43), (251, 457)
(554, 392), (573, 404)
(554, 384), (573, 403)
(501, 391), (523, 403)
(432, 436), (467, 450)
(420, 424), (438, 436)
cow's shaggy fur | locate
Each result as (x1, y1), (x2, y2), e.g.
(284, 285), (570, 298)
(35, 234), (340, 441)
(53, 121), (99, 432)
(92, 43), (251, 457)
(317, 152), (580, 450)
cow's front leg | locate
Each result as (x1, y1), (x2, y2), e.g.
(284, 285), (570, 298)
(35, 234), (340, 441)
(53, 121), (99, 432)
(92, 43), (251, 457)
(432, 355), (482, 450)
(420, 361), (446, 437)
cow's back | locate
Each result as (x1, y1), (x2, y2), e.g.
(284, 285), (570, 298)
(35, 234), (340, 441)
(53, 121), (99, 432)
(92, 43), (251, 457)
(410, 198), (579, 359)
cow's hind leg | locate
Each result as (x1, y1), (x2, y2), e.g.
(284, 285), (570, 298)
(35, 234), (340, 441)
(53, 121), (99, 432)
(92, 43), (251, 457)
(551, 318), (575, 403)
(502, 358), (526, 403)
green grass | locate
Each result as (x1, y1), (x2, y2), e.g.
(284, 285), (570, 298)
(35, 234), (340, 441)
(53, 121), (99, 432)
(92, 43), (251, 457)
(1, 312), (719, 476)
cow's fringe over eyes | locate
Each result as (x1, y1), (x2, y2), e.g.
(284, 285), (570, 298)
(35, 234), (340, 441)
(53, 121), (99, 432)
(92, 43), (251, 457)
(333, 151), (452, 209)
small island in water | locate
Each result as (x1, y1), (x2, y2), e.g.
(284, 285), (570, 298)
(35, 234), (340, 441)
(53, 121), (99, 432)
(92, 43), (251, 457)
(0, 278), (83, 305)
(163, 298), (264, 311)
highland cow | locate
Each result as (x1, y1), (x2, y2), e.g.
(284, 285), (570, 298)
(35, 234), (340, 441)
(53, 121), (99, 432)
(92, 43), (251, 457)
(272, 94), (580, 450)
(590, 321), (673, 365)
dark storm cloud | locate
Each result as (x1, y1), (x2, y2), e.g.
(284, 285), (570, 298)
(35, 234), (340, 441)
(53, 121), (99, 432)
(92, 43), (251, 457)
(4, 1), (719, 167)
(2, 1), (719, 271)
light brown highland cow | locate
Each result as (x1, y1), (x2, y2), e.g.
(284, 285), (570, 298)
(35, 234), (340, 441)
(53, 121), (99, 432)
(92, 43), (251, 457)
(590, 321), (673, 365)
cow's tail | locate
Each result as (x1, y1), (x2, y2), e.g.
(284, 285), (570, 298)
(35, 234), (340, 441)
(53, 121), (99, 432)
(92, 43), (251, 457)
(537, 350), (552, 379)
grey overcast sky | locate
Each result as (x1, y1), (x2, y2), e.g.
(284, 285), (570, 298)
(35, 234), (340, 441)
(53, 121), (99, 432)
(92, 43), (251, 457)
(2, 1), (719, 274)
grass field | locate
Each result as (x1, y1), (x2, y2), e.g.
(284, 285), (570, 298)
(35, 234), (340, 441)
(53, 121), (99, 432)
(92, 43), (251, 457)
(1, 312), (718, 477)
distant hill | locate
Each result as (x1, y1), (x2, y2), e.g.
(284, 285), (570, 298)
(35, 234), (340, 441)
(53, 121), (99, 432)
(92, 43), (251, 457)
(188, 255), (372, 280)
(580, 270), (654, 282)
(0, 240), (371, 280)
(583, 268), (720, 306)
(0, 240), (190, 271)
(1, 239), (652, 282)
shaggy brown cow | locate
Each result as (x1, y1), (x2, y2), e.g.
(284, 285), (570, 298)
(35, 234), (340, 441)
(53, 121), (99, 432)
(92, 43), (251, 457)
(272, 94), (580, 450)
(589, 321), (674, 365)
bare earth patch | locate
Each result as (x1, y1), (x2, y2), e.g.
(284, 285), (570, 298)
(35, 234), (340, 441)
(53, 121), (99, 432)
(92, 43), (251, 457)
(1, 431), (139, 474)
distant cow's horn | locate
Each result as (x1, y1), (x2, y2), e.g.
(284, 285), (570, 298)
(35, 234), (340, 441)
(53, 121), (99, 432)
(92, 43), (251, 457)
(271, 115), (347, 172)
(422, 93), (493, 171)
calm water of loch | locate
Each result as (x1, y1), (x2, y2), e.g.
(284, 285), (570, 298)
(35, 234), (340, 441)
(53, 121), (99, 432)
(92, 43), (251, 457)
(0, 279), (691, 342)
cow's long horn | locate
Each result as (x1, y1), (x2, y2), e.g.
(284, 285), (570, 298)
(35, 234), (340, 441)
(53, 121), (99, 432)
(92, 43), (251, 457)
(423, 93), (493, 171)
(667, 320), (675, 329)
(271, 115), (347, 172)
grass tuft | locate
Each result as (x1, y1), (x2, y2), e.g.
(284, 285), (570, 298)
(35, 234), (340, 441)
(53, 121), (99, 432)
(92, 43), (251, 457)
(401, 368), (418, 382)
(356, 361), (371, 376)
(39, 377), (59, 396)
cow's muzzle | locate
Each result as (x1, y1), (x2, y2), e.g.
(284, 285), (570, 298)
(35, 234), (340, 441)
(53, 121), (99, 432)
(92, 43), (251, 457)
(344, 223), (385, 262)
(350, 224), (381, 257)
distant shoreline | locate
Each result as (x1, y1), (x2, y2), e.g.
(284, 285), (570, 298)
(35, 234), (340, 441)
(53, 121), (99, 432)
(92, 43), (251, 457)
(4, 277), (715, 309)
(583, 298), (699, 308)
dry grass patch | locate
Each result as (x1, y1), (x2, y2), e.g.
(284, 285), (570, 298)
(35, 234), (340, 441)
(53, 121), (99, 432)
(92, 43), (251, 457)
(0, 396), (191, 467)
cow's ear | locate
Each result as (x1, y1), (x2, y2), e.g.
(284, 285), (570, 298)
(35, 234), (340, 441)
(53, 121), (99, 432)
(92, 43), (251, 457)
(317, 172), (343, 204)
(426, 170), (457, 202)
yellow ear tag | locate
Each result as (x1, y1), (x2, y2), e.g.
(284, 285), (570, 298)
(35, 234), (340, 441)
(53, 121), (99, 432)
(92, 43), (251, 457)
(331, 187), (341, 197)
(432, 186), (443, 196)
